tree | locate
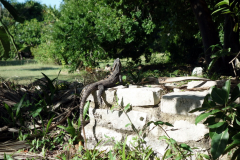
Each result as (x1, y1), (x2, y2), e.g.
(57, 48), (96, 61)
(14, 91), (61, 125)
(189, 0), (240, 74)
(48, 0), (160, 70)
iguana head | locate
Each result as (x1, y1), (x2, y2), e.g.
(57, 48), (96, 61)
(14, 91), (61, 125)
(112, 58), (121, 71)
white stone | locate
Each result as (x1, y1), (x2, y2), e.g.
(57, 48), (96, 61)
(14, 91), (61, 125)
(160, 91), (208, 115)
(85, 125), (123, 142)
(187, 81), (216, 89)
(166, 120), (209, 142)
(192, 67), (203, 76)
(88, 108), (147, 131)
(117, 88), (162, 106)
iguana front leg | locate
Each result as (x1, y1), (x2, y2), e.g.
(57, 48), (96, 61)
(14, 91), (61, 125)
(119, 75), (122, 84)
(97, 85), (104, 106)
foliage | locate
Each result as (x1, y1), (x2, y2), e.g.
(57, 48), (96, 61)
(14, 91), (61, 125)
(212, 0), (240, 32)
(57, 101), (90, 143)
(190, 80), (240, 159)
(47, 0), (162, 70)
(207, 44), (231, 72)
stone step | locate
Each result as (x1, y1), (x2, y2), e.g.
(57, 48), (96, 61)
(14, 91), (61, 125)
(83, 85), (212, 158)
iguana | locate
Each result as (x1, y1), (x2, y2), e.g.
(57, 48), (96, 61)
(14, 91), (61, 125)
(79, 58), (122, 148)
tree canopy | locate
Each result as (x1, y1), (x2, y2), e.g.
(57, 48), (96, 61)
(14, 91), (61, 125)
(1, 0), (240, 75)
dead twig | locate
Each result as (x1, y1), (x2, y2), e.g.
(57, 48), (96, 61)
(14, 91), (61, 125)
(229, 51), (240, 80)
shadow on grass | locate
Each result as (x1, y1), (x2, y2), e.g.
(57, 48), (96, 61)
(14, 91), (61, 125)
(6, 74), (82, 85)
(22, 67), (60, 71)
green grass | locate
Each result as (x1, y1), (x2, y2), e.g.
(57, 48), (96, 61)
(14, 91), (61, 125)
(0, 53), (169, 85)
(0, 60), (82, 85)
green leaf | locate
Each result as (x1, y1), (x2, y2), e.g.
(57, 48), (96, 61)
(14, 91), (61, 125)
(202, 154), (210, 159)
(215, 0), (229, 7)
(154, 121), (164, 125)
(179, 143), (192, 152)
(4, 103), (13, 120)
(208, 121), (226, 129)
(45, 115), (54, 135)
(208, 58), (218, 71)
(221, 9), (233, 14)
(164, 122), (174, 127)
(162, 149), (172, 160)
(236, 118), (240, 126)
(58, 125), (68, 131)
(83, 101), (90, 120)
(211, 88), (228, 105)
(232, 132), (240, 140)
(0, 22), (11, 59)
(16, 94), (26, 117)
(212, 8), (225, 15)
(125, 123), (131, 127)
(159, 135), (168, 140)
(195, 112), (212, 125)
(77, 117), (81, 129)
(124, 103), (131, 112)
(222, 80), (230, 99)
(223, 140), (240, 154)
(122, 136), (127, 160)
(30, 107), (43, 118)
(211, 125), (229, 160)
(231, 83), (240, 102)
(169, 138), (177, 145)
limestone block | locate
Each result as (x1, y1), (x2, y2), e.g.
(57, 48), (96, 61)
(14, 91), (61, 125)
(117, 88), (163, 106)
(192, 67), (203, 76)
(187, 81), (216, 89)
(160, 91), (208, 115)
(88, 108), (147, 131)
(166, 120), (208, 142)
(85, 125), (123, 142)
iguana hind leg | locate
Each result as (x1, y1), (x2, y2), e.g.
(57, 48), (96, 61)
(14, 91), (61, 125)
(97, 85), (104, 106)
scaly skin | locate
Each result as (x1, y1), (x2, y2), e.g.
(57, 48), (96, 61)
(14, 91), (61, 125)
(79, 58), (122, 148)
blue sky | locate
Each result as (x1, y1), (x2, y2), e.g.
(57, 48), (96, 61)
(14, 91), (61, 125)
(17, 0), (62, 8)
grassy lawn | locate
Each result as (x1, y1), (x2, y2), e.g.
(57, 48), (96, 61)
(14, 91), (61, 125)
(0, 54), (169, 85)
(0, 60), (82, 85)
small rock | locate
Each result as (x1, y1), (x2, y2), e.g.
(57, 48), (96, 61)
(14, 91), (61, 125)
(192, 67), (203, 76)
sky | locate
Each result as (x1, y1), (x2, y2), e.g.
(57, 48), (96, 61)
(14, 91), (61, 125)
(17, 0), (62, 8)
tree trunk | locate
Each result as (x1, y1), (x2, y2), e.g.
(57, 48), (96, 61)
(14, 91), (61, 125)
(189, 0), (219, 65)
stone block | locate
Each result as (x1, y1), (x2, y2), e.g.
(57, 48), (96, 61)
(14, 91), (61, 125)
(117, 87), (163, 106)
(166, 120), (208, 142)
(160, 91), (208, 115)
(88, 108), (147, 131)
